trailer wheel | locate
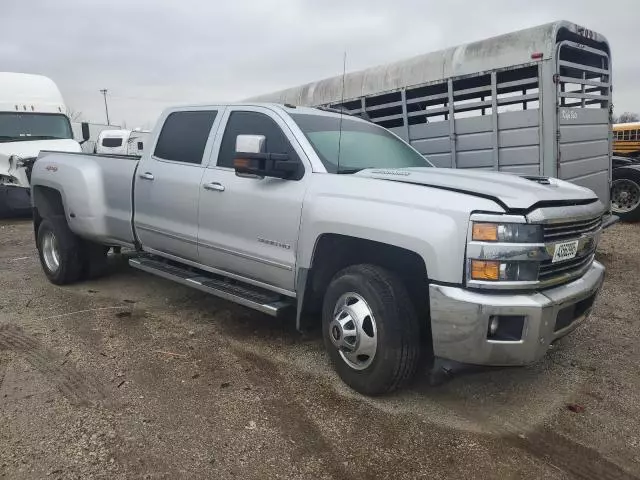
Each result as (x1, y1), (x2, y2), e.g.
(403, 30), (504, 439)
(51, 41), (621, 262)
(611, 168), (640, 222)
(322, 264), (421, 395)
(37, 217), (83, 285)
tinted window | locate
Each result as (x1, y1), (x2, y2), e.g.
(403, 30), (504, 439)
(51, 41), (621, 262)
(102, 137), (123, 147)
(217, 111), (298, 168)
(154, 110), (217, 164)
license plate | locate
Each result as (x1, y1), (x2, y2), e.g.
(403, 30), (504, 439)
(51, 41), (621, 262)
(552, 240), (579, 263)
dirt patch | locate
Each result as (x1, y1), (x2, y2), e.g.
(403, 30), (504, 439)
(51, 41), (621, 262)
(1, 219), (640, 479)
(0, 324), (108, 406)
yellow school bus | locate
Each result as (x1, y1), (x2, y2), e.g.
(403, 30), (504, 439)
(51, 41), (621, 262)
(613, 122), (640, 156)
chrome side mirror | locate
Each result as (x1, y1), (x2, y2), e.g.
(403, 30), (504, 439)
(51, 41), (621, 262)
(235, 134), (265, 154)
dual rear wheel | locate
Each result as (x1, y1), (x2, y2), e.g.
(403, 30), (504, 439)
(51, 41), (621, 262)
(37, 216), (109, 285)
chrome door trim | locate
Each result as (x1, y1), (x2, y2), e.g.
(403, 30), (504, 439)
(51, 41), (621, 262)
(136, 223), (198, 245)
(198, 240), (293, 271)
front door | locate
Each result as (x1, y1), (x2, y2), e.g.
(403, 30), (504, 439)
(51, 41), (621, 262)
(197, 107), (308, 292)
(134, 108), (221, 262)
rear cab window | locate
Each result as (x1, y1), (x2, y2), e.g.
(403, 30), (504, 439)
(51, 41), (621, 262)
(154, 110), (218, 164)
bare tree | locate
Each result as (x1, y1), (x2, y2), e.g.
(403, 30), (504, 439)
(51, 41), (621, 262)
(66, 108), (83, 122)
(613, 112), (640, 124)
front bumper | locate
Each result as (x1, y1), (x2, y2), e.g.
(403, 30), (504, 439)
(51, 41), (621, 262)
(429, 261), (605, 366)
(0, 185), (31, 216)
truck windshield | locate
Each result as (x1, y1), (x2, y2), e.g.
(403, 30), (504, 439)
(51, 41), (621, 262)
(0, 113), (73, 143)
(291, 113), (431, 173)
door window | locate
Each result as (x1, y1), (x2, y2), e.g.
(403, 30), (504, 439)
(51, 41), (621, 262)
(217, 111), (301, 172)
(154, 110), (217, 164)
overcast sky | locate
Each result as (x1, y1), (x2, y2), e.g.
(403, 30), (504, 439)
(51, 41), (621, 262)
(3, 0), (638, 128)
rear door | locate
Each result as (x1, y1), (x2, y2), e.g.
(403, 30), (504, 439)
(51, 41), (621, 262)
(134, 108), (222, 262)
(556, 41), (612, 206)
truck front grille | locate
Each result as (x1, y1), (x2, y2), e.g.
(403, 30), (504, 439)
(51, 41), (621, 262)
(539, 253), (595, 281)
(542, 215), (602, 242)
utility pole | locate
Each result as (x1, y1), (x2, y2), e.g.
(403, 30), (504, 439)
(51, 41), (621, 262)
(100, 89), (110, 125)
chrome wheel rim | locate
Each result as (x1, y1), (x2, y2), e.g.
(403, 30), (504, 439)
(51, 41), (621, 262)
(329, 292), (378, 370)
(42, 230), (61, 273)
(611, 178), (640, 213)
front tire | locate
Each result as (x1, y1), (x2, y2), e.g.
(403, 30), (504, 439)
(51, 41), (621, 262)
(37, 217), (83, 285)
(322, 264), (421, 395)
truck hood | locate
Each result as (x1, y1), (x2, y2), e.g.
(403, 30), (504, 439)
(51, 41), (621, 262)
(355, 167), (599, 211)
(0, 139), (81, 187)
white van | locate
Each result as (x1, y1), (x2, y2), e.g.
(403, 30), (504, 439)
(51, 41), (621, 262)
(0, 72), (85, 215)
(95, 129), (150, 156)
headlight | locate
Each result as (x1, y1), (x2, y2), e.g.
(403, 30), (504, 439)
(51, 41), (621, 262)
(471, 222), (542, 243)
(467, 218), (544, 286)
(470, 260), (539, 281)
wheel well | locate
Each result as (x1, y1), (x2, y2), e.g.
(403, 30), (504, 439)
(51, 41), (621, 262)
(301, 234), (430, 330)
(32, 186), (65, 239)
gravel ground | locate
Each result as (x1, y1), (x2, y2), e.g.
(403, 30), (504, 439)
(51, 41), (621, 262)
(0, 217), (639, 479)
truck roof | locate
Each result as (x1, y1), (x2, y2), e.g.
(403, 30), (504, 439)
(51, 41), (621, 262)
(163, 102), (367, 120)
(244, 20), (611, 107)
(0, 72), (67, 114)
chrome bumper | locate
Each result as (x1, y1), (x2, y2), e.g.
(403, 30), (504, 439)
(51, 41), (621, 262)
(429, 261), (605, 366)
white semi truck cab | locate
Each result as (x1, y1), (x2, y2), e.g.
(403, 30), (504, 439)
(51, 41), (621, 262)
(0, 72), (84, 215)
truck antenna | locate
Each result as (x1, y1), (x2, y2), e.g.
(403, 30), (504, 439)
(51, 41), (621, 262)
(337, 51), (346, 173)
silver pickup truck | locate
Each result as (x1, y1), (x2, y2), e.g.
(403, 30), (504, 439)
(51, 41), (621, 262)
(30, 103), (605, 395)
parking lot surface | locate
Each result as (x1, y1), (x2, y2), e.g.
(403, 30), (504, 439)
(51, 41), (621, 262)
(1, 218), (639, 479)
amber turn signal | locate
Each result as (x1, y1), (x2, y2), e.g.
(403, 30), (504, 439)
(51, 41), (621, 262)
(233, 158), (251, 169)
(470, 260), (500, 280)
(472, 223), (498, 242)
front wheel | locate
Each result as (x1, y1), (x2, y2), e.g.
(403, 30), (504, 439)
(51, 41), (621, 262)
(322, 264), (421, 395)
(611, 169), (640, 222)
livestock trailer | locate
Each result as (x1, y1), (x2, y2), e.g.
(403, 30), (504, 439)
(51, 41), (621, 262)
(248, 21), (613, 208)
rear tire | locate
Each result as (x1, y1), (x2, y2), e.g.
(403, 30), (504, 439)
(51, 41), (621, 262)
(322, 264), (421, 395)
(37, 217), (83, 285)
(80, 242), (109, 280)
(611, 168), (640, 222)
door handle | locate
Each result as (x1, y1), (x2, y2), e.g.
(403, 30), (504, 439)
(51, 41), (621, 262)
(204, 182), (225, 192)
(139, 172), (154, 181)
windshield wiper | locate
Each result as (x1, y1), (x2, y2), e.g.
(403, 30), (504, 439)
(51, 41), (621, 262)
(336, 168), (363, 174)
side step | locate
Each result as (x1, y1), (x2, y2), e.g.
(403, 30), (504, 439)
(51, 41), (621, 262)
(129, 257), (294, 317)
